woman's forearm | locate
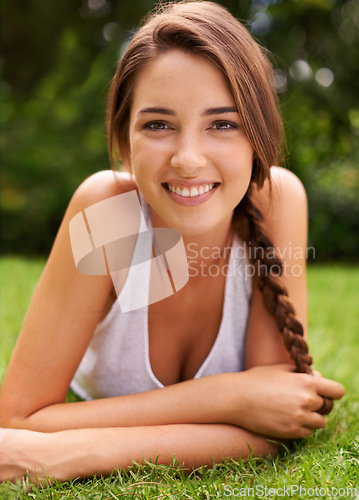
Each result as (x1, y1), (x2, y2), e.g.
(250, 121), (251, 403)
(2, 365), (344, 439)
(58, 424), (278, 479)
(2, 424), (278, 483)
(4, 373), (233, 432)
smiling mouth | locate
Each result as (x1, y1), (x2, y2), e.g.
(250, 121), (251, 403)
(162, 182), (220, 198)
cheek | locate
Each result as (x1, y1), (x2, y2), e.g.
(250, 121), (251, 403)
(224, 144), (253, 197)
(218, 144), (253, 179)
(131, 139), (172, 185)
(209, 135), (253, 161)
(130, 135), (161, 164)
(128, 139), (147, 176)
(236, 142), (254, 179)
(235, 138), (254, 164)
(129, 145), (157, 192)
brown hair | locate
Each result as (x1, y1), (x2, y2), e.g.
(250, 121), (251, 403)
(106, 1), (327, 404)
(107, 0), (284, 182)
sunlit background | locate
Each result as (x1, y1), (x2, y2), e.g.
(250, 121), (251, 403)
(2, 0), (359, 259)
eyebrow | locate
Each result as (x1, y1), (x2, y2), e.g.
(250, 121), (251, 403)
(137, 106), (238, 117)
(137, 107), (175, 116)
(202, 106), (238, 116)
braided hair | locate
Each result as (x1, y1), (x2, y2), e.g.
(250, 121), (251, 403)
(233, 190), (313, 375)
(234, 190), (333, 414)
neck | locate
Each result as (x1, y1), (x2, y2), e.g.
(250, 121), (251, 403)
(184, 223), (233, 267)
(151, 209), (234, 268)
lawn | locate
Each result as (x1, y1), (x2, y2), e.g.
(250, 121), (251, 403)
(1, 257), (358, 499)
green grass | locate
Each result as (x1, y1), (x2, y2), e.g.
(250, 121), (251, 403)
(1, 257), (358, 499)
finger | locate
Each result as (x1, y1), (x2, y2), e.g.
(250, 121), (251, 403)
(307, 394), (326, 412)
(300, 427), (314, 438)
(304, 412), (326, 430)
(313, 378), (345, 400)
(317, 397), (333, 415)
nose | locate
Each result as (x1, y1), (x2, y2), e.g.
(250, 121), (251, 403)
(170, 132), (207, 175)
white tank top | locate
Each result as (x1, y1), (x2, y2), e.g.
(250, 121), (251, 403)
(71, 195), (252, 400)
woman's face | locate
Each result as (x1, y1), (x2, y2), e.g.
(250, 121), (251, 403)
(127, 49), (253, 237)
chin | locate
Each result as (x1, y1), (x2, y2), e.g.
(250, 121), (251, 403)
(173, 216), (223, 238)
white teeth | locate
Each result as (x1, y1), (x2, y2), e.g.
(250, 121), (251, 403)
(167, 183), (216, 197)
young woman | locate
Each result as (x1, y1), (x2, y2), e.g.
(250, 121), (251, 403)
(0, 0), (344, 484)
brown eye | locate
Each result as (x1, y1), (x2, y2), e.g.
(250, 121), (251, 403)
(144, 121), (169, 130)
(215, 122), (230, 129)
(211, 121), (238, 130)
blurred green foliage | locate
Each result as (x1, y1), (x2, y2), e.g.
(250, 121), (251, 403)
(1, 0), (358, 259)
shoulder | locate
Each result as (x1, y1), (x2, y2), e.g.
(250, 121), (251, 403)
(270, 166), (307, 207)
(249, 167), (308, 261)
(251, 166), (308, 228)
(67, 170), (138, 216)
(72, 170), (137, 206)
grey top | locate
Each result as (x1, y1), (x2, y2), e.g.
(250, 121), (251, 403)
(71, 195), (252, 400)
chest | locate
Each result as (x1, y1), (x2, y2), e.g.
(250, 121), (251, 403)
(148, 272), (227, 386)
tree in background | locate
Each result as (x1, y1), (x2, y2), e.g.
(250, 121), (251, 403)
(1, 0), (358, 258)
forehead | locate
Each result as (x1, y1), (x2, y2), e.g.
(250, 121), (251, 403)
(131, 49), (235, 112)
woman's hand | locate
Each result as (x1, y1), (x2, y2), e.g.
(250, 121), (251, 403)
(221, 364), (345, 439)
(0, 428), (80, 485)
(0, 428), (52, 485)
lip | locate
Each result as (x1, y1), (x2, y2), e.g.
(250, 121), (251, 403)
(162, 181), (220, 207)
(163, 179), (220, 189)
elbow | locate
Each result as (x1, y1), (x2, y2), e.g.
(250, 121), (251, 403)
(0, 411), (29, 430)
(0, 415), (27, 430)
(0, 398), (29, 430)
(250, 436), (280, 459)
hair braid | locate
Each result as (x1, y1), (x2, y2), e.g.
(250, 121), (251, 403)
(234, 188), (313, 374)
(233, 188), (333, 414)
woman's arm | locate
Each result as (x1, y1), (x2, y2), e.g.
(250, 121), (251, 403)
(1, 359), (343, 439)
(1, 423), (278, 484)
(0, 170), (126, 427)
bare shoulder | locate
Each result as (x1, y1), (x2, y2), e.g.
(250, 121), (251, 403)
(250, 167), (308, 282)
(251, 166), (308, 227)
(69, 170), (137, 213)
(270, 166), (307, 206)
